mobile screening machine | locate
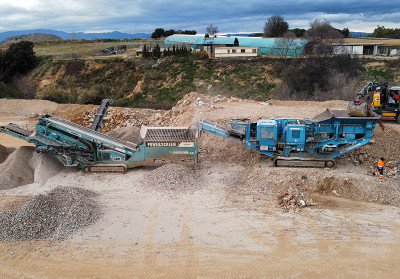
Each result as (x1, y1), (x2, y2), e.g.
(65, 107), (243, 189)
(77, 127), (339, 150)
(0, 100), (198, 173)
(199, 109), (380, 168)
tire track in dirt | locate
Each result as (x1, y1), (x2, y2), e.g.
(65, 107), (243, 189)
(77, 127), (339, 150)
(141, 201), (160, 273)
(178, 200), (198, 278)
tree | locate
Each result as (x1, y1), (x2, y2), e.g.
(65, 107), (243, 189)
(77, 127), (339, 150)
(305, 19), (343, 40)
(151, 28), (197, 39)
(164, 29), (176, 37)
(0, 41), (37, 82)
(249, 33), (263, 37)
(181, 30), (197, 35)
(341, 28), (350, 38)
(373, 26), (400, 39)
(206, 24), (218, 36)
(142, 44), (149, 58)
(151, 28), (165, 39)
(271, 32), (305, 58)
(304, 19), (343, 56)
(290, 28), (306, 37)
(264, 15), (289, 37)
(152, 44), (161, 58)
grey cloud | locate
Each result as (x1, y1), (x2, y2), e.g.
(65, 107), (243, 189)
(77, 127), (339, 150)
(0, 0), (399, 33)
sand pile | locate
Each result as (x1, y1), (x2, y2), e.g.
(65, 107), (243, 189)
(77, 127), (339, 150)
(31, 152), (64, 183)
(199, 133), (261, 167)
(0, 187), (102, 241)
(0, 146), (35, 190)
(106, 126), (143, 144)
(143, 163), (201, 194)
(0, 98), (59, 116)
(0, 145), (63, 190)
(0, 145), (15, 164)
(158, 92), (240, 126)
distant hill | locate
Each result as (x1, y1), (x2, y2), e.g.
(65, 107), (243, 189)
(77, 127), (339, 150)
(350, 32), (372, 37)
(0, 29), (151, 42)
(2, 33), (62, 43)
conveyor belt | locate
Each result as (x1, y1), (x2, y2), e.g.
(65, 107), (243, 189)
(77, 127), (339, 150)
(90, 99), (113, 132)
(3, 124), (33, 137)
(43, 115), (138, 150)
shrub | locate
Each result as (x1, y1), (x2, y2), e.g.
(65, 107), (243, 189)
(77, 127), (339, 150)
(0, 41), (37, 83)
(64, 60), (85, 77)
(273, 55), (362, 100)
(79, 85), (111, 104)
(41, 89), (72, 103)
(11, 76), (37, 99)
(366, 67), (394, 82)
(0, 82), (23, 98)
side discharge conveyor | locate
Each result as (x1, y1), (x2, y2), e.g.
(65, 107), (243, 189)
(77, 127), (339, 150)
(199, 109), (380, 168)
(0, 100), (198, 173)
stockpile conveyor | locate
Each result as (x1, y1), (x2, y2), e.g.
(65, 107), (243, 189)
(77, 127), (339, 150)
(1, 100), (198, 173)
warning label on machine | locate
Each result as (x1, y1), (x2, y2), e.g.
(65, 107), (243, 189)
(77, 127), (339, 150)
(146, 142), (195, 148)
(147, 142), (177, 147)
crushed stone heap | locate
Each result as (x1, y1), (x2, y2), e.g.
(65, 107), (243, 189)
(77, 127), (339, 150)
(143, 163), (201, 194)
(0, 187), (102, 241)
(0, 145), (63, 190)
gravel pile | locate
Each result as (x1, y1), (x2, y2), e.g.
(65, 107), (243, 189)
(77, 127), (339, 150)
(77, 107), (160, 132)
(0, 146), (35, 190)
(0, 144), (15, 164)
(0, 145), (63, 190)
(0, 187), (102, 241)
(106, 126), (143, 144)
(0, 98), (59, 116)
(344, 125), (400, 170)
(143, 163), (201, 194)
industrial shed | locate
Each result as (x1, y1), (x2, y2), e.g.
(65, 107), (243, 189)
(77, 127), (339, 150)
(238, 37), (307, 56)
(333, 43), (397, 56)
(164, 35), (306, 57)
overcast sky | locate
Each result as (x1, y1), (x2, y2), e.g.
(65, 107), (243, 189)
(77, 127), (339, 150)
(0, 0), (399, 34)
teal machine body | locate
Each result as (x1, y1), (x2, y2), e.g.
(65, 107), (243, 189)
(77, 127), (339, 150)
(1, 100), (198, 172)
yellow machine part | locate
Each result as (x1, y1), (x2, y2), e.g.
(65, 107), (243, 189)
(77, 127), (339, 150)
(382, 112), (397, 117)
(373, 92), (381, 106)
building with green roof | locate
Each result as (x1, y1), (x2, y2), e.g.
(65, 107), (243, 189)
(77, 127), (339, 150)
(164, 35), (307, 57)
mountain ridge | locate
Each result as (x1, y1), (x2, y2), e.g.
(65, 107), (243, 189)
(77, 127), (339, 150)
(0, 29), (151, 42)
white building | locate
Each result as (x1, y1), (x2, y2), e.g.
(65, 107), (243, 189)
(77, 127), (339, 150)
(333, 43), (396, 56)
(214, 46), (258, 58)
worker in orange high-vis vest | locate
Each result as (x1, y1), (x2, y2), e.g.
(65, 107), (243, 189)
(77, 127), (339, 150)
(375, 157), (385, 179)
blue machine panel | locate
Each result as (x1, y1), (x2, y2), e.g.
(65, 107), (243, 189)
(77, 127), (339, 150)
(257, 119), (277, 151)
(286, 124), (306, 150)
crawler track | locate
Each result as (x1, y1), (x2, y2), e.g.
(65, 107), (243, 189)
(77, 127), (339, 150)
(274, 157), (336, 168)
(83, 164), (127, 173)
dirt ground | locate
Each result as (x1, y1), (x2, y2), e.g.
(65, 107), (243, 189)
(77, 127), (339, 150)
(1, 96), (400, 278)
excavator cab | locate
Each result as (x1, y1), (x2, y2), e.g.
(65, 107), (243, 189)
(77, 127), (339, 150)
(388, 87), (400, 108)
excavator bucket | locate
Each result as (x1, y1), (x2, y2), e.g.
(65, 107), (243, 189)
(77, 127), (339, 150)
(347, 101), (368, 117)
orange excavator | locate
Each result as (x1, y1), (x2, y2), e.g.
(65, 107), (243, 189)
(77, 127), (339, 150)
(347, 81), (400, 123)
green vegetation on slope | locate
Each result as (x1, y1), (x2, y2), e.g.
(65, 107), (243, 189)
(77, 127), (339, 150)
(28, 56), (277, 109)
(1, 38), (399, 107)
